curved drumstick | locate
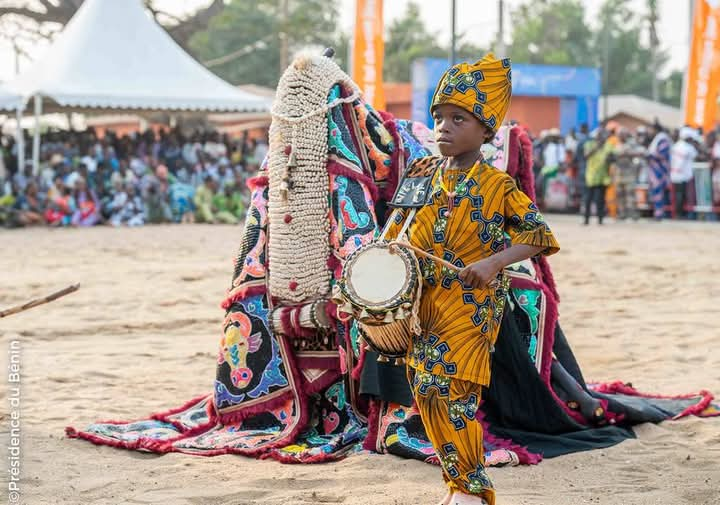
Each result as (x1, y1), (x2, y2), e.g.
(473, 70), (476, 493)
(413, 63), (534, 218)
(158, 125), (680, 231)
(389, 241), (501, 288)
(389, 241), (461, 272)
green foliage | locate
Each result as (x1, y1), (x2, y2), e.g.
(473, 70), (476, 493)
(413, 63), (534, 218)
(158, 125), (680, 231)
(383, 2), (446, 82)
(508, 0), (681, 105)
(188, 0), (343, 87)
(509, 0), (594, 66)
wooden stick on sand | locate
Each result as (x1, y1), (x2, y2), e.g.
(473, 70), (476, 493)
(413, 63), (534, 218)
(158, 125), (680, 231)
(0, 283), (80, 318)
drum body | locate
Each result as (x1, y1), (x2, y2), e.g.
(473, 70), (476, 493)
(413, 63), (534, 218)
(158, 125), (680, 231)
(335, 242), (420, 358)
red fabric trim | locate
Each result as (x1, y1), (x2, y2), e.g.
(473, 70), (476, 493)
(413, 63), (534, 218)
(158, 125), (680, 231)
(590, 382), (719, 419)
(362, 399), (382, 452)
(247, 176), (269, 191)
(327, 254), (342, 275)
(303, 369), (342, 396)
(296, 355), (340, 370)
(379, 115), (403, 202)
(221, 284), (267, 310)
(535, 256), (560, 303)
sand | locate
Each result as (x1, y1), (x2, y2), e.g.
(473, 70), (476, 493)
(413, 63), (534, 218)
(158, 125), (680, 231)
(1, 216), (719, 505)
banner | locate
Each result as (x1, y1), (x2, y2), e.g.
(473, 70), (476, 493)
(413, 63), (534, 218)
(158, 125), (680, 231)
(352, 0), (385, 110)
(684, 0), (720, 131)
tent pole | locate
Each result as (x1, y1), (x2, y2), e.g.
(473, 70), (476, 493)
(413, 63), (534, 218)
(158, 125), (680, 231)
(32, 94), (42, 176)
(16, 105), (25, 176)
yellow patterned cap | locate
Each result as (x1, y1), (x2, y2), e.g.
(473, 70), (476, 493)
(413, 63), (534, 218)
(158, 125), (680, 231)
(430, 53), (512, 132)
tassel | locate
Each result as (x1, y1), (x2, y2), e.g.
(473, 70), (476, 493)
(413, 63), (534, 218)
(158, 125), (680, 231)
(287, 150), (298, 169)
(382, 311), (395, 324)
(395, 308), (406, 320)
(359, 308), (370, 320)
(377, 354), (390, 363)
(393, 357), (406, 366)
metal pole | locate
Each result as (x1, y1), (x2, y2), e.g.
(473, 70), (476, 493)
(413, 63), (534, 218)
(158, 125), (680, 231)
(32, 94), (42, 177)
(450, 0), (456, 64)
(15, 105), (24, 176)
(279, 0), (289, 73)
(497, 0), (506, 56)
(603, 17), (610, 120)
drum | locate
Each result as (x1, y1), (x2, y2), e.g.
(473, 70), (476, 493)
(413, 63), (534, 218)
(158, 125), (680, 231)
(333, 242), (421, 358)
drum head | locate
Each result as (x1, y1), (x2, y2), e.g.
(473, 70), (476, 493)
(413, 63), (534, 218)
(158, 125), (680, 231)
(347, 246), (409, 306)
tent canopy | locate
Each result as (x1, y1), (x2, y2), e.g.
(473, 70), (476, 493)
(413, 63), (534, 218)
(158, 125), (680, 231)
(8, 0), (270, 113)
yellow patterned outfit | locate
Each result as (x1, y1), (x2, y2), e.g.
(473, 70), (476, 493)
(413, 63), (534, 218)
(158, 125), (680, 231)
(387, 54), (560, 504)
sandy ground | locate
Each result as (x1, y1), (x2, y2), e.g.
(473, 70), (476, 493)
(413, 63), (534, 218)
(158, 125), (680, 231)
(1, 215), (719, 505)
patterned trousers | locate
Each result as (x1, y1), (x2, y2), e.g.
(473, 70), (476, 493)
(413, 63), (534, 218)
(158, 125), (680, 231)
(410, 369), (495, 505)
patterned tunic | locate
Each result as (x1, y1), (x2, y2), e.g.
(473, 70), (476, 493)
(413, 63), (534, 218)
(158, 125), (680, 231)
(388, 156), (560, 386)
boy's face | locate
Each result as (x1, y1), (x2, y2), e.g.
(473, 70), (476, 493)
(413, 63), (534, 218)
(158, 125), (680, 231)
(432, 103), (490, 157)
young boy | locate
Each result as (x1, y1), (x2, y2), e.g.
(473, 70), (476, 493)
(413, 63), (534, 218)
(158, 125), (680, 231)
(388, 54), (560, 505)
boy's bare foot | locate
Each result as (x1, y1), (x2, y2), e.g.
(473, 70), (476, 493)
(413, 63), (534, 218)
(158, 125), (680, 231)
(450, 491), (489, 505)
(438, 490), (453, 505)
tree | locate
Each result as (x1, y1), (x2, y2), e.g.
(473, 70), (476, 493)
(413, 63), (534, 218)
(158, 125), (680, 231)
(660, 70), (684, 108)
(383, 2), (445, 82)
(594, 0), (666, 97)
(188, 0), (344, 87)
(508, 0), (594, 66)
(0, 0), (224, 50)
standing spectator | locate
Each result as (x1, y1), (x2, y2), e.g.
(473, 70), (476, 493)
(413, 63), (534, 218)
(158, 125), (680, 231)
(583, 130), (614, 225)
(647, 121), (672, 220)
(670, 127), (699, 219)
(612, 129), (641, 221)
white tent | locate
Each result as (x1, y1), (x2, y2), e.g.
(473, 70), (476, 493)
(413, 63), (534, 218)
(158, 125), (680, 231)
(7, 0), (271, 173)
(8, 0), (270, 113)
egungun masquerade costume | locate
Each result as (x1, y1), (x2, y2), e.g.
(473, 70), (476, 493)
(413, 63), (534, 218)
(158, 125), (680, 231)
(67, 54), (718, 469)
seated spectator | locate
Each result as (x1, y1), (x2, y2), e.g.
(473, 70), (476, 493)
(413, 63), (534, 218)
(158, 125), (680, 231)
(0, 182), (19, 227)
(71, 176), (101, 227)
(212, 183), (245, 225)
(14, 181), (46, 227)
(109, 183), (144, 227)
(193, 176), (218, 224)
(143, 165), (172, 224)
(45, 185), (76, 227)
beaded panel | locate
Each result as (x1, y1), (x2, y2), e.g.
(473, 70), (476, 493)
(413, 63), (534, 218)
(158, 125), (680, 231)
(268, 54), (361, 303)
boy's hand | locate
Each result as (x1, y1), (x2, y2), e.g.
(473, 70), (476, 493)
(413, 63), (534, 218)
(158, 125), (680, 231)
(458, 257), (501, 289)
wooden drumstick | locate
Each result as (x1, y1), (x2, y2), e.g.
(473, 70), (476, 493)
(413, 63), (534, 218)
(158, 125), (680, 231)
(389, 241), (461, 272)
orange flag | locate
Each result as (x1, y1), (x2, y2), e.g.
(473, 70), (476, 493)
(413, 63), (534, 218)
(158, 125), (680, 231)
(684, 0), (720, 131)
(352, 0), (386, 110)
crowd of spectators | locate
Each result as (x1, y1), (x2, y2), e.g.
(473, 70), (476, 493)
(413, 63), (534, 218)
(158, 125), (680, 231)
(0, 127), (268, 229)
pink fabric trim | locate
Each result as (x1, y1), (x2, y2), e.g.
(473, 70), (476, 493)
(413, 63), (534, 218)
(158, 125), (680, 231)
(476, 408), (542, 465)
